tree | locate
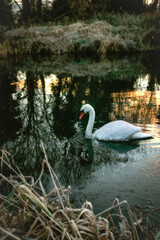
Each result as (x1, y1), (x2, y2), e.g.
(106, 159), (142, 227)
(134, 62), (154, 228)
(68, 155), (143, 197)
(36, 0), (42, 17)
(22, 0), (31, 22)
(52, 0), (71, 18)
(0, 0), (13, 25)
(149, 0), (159, 11)
(108, 0), (145, 13)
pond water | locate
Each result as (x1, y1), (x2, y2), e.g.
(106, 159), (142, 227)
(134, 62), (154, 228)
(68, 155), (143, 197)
(0, 53), (160, 236)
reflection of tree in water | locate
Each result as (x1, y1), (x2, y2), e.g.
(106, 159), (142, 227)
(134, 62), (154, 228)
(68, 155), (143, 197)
(52, 74), (77, 138)
(3, 70), (55, 176)
(141, 53), (160, 123)
(110, 69), (160, 124)
(0, 67), (21, 146)
(2, 55), (160, 180)
(142, 53), (160, 85)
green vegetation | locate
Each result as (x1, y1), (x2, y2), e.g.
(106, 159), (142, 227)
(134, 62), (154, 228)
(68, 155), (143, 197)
(1, 0), (159, 25)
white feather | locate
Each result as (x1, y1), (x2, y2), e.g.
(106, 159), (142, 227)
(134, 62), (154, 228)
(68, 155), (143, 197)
(80, 104), (152, 141)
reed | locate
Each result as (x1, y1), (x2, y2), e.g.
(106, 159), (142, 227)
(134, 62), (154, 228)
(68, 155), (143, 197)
(0, 144), (140, 240)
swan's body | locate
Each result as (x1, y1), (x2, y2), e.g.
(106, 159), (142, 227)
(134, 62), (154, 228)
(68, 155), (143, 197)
(79, 104), (152, 141)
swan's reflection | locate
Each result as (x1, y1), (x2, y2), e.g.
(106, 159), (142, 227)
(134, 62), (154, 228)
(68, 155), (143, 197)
(85, 139), (94, 160)
(83, 138), (140, 159)
(97, 140), (140, 153)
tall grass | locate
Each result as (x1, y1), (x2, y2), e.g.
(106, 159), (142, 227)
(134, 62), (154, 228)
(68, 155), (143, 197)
(0, 143), (140, 239)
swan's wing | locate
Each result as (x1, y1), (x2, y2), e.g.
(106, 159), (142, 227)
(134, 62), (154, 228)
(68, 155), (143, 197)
(92, 120), (141, 141)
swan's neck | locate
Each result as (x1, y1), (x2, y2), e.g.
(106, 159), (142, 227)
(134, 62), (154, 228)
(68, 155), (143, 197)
(85, 107), (95, 139)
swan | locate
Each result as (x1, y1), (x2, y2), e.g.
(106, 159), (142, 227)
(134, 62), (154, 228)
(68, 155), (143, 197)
(79, 104), (152, 141)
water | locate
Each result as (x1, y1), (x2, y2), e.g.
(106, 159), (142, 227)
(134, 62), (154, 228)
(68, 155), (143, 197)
(0, 53), (160, 235)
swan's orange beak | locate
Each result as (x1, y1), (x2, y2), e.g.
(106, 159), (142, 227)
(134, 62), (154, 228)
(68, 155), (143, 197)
(79, 111), (84, 120)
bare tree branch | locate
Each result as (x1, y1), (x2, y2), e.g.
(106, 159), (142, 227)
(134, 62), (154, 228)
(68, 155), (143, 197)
(13, 0), (22, 11)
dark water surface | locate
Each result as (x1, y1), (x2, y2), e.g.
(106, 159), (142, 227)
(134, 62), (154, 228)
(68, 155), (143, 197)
(0, 53), (160, 235)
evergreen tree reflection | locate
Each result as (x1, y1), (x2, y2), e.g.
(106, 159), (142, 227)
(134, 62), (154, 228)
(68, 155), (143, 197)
(0, 67), (21, 146)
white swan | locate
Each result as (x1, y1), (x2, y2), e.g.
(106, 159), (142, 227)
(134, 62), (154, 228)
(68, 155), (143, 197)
(79, 104), (152, 141)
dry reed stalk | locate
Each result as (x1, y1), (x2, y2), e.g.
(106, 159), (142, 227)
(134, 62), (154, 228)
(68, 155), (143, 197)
(0, 227), (21, 240)
(0, 147), (140, 240)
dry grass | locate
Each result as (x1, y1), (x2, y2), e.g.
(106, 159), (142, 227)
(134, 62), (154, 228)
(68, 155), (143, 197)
(0, 21), (114, 57)
(0, 143), (141, 240)
(1, 13), (160, 58)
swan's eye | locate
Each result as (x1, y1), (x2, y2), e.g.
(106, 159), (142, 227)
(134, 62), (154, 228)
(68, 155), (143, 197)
(79, 110), (84, 120)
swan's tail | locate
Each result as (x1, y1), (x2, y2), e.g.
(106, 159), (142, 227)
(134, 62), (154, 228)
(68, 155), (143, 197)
(130, 131), (152, 140)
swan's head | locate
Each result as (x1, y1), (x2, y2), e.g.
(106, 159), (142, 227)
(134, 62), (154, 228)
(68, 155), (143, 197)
(79, 104), (94, 120)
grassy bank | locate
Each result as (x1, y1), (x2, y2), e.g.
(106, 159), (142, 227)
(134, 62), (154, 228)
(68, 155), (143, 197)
(0, 12), (160, 58)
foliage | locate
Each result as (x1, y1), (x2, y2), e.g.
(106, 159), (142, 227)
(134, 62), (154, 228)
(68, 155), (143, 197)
(107, 0), (145, 13)
(1, 0), (159, 25)
(143, 29), (160, 47)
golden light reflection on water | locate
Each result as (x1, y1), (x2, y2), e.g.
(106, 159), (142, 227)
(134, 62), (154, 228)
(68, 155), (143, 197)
(13, 71), (58, 94)
(14, 72), (73, 94)
(141, 131), (160, 148)
(42, 74), (58, 91)
(111, 90), (160, 124)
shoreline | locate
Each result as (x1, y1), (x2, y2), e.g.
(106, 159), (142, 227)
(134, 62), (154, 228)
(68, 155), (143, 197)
(0, 14), (160, 58)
